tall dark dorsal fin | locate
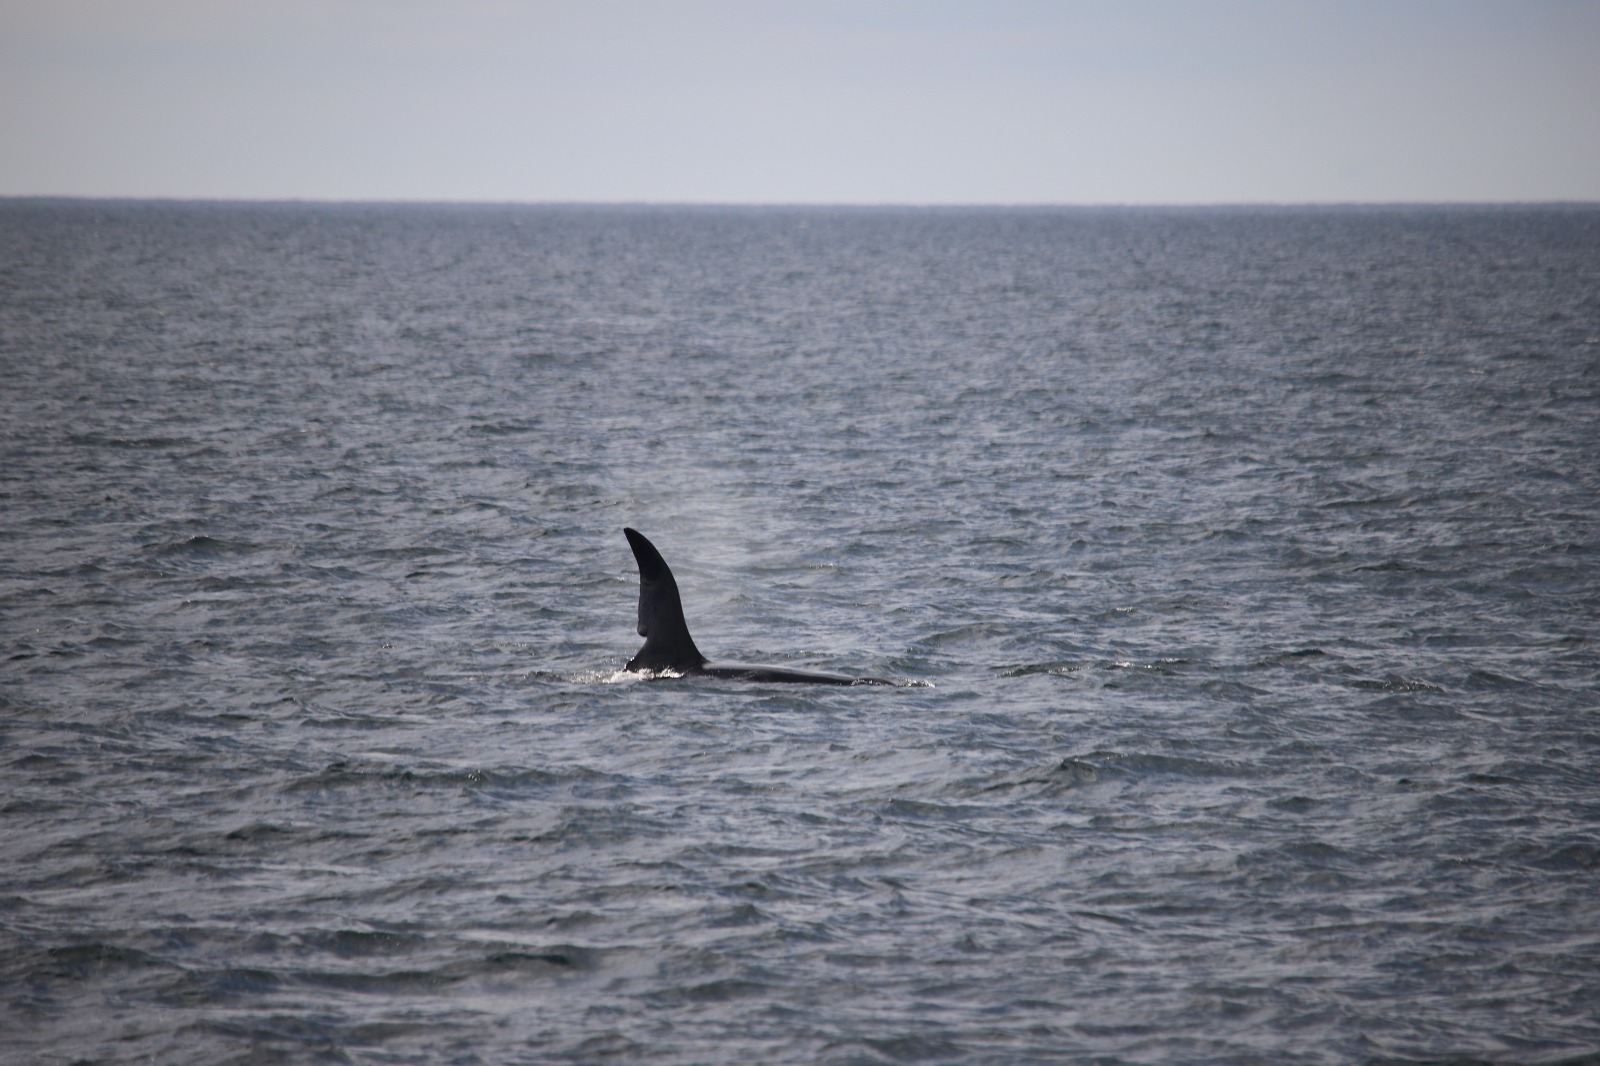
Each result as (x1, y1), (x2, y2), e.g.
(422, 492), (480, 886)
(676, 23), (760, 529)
(622, 527), (890, 685)
(623, 528), (707, 673)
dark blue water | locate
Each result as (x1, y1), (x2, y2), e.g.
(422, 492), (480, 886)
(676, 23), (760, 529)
(3, 200), (1599, 1064)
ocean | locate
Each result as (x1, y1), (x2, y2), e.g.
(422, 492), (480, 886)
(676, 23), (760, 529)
(2, 200), (1598, 1064)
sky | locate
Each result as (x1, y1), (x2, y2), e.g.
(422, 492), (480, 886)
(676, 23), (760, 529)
(2, 0), (1596, 204)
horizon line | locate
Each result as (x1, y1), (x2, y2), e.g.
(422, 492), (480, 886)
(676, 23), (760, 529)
(4, 194), (1598, 210)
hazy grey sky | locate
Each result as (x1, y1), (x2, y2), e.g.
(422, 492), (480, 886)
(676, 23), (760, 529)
(3, 0), (1596, 203)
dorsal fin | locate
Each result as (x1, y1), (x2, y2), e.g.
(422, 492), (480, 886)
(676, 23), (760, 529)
(623, 528), (707, 673)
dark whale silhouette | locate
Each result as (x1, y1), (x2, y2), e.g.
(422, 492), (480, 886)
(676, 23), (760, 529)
(623, 527), (889, 685)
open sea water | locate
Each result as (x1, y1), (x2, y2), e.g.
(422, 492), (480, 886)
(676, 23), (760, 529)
(2, 200), (1599, 1064)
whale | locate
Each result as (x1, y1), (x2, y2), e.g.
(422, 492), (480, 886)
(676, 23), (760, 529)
(622, 527), (890, 685)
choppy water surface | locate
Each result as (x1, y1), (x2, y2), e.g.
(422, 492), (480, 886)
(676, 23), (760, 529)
(3, 201), (1599, 1064)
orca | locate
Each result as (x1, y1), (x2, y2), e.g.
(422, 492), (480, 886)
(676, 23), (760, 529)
(623, 527), (889, 685)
